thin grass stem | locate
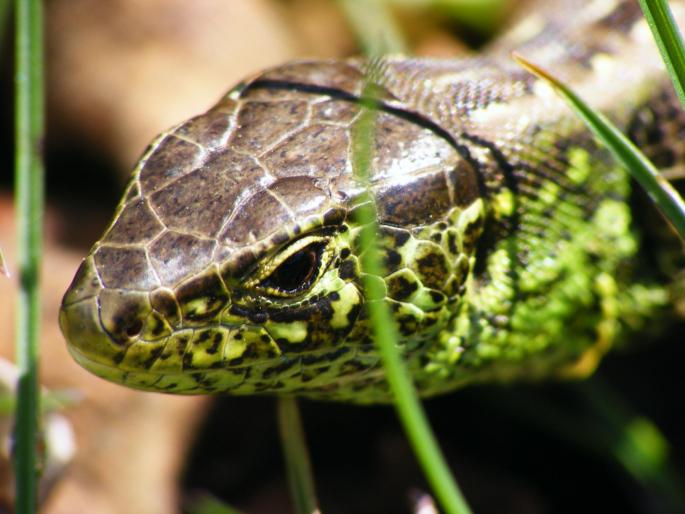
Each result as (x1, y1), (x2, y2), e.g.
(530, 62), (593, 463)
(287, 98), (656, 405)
(322, 6), (471, 513)
(14, 0), (45, 512)
(277, 397), (320, 514)
(351, 82), (472, 514)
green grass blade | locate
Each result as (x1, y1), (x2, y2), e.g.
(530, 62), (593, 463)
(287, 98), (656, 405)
(327, 8), (471, 513)
(14, 0), (45, 511)
(338, 0), (408, 55)
(637, 0), (685, 112)
(352, 86), (472, 514)
(277, 397), (320, 514)
(513, 53), (685, 241)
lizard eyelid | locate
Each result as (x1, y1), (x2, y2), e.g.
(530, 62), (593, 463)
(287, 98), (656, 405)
(259, 242), (326, 295)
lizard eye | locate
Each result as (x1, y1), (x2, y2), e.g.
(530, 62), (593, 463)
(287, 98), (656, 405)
(259, 242), (326, 295)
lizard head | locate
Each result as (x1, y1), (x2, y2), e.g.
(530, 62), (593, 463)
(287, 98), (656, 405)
(59, 61), (482, 401)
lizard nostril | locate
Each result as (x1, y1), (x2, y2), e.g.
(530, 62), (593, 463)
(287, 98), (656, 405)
(98, 290), (152, 345)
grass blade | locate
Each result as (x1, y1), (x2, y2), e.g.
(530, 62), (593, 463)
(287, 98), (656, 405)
(637, 0), (685, 112)
(14, 0), (45, 511)
(277, 397), (320, 514)
(352, 85), (472, 514)
(324, 7), (471, 513)
(513, 53), (685, 241)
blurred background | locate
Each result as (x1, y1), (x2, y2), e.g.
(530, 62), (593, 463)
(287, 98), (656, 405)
(0, 1), (683, 513)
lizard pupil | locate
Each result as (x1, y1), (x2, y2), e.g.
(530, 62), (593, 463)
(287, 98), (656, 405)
(262, 243), (325, 294)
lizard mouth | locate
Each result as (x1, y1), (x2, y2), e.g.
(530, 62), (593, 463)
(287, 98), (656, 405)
(61, 294), (283, 377)
(65, 340), (255, 394)
(63, 312), (381, 398)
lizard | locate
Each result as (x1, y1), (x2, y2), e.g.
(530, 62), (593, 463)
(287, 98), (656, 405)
(59, 0), (685, 403)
